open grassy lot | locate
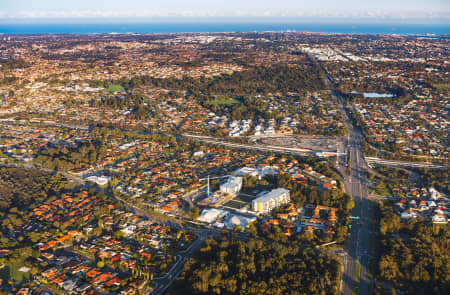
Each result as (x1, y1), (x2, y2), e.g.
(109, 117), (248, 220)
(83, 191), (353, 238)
(234, 194), (256, 203)
(223, 200), (247, 209)
(208, 97), (241, 106)
(222, 193), (255, 209)
(106, 84), (125, 92)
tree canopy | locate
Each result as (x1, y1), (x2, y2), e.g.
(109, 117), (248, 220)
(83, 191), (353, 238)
(169, 236), (341, 295)
(376, 202), (449, 295)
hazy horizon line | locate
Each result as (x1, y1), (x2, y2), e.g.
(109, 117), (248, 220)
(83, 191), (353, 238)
(1, 17), (449, 25)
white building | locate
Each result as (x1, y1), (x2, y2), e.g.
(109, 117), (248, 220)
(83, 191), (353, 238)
(197, 208), (228, 224)
(428, 187), (441, 200)
(234, 166), (276, 180)
(252, 188), (290, 214)
(432, 213), (447, 224)
(86, 175), (110, 186)
(234, 166), (259, 177)
(400, 212), (418, 219)
(224, 214), (256, 230)
(220, 176), (243, 195)
(193, 151), (204, 157)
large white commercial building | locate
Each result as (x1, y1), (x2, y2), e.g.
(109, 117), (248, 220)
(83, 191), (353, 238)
(86, 175), (110, 186)
(252, 188), (290, 214)
(220, 176), (243, 195)
(224, 214), (256, 230)
(197, 208), (228, 224)
(234, 166), (277, 180)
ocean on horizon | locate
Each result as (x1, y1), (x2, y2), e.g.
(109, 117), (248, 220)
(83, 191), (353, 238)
(0, 22), (449, 35)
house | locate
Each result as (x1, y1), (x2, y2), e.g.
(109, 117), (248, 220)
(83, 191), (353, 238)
(432, 213), (447, 224)
(16, 288), (31, 295)
(401, 212), (418, 219)
(62, 278), (79, 292)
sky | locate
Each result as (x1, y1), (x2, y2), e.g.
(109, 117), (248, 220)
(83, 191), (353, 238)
(1, 0), (449, 22)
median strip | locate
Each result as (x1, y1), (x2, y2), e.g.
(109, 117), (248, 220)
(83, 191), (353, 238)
(352, 261), (361, 295)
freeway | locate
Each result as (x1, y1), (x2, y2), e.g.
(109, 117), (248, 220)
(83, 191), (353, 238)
(365, 157), (449, 169)
(323, 72), (372, 295)
(183, 134), (313, 155)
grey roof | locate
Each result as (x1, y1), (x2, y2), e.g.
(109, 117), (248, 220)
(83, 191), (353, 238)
(253, 188), (289, 203)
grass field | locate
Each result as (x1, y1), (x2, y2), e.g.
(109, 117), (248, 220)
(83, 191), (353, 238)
(234, 194), (256, 203)
(223, 200), (247, 209)
(106, 84), (125, 92)
(222, 193), (255, 209)
(208, 98), (241, 106)
(373, 186), (391, 197)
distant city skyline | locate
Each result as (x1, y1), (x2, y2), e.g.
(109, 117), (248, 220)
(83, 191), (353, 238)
(1, 0), (449, 23)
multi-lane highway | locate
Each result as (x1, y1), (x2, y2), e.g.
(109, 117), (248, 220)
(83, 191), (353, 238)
(339, 117), (366, 295)
(365, 157), (449, 169)
(127, 71), (375, 295)
(183, 133), (313, 155)
(323, 72), (372, 295)
(348, 130), (371, 295)
(182, 83), (375, 295)
(2, 76), (382, 295)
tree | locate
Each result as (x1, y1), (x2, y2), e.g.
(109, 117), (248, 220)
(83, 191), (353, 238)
(190, 207), (199, 219)
(171, 237), (340, 295)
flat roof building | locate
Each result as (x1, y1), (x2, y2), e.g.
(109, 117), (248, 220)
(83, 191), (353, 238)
(220, 176), (243, 195)
(252, 188), (290, 214)
(224, 214), (256, 230)
(197, 208), (228, 224)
